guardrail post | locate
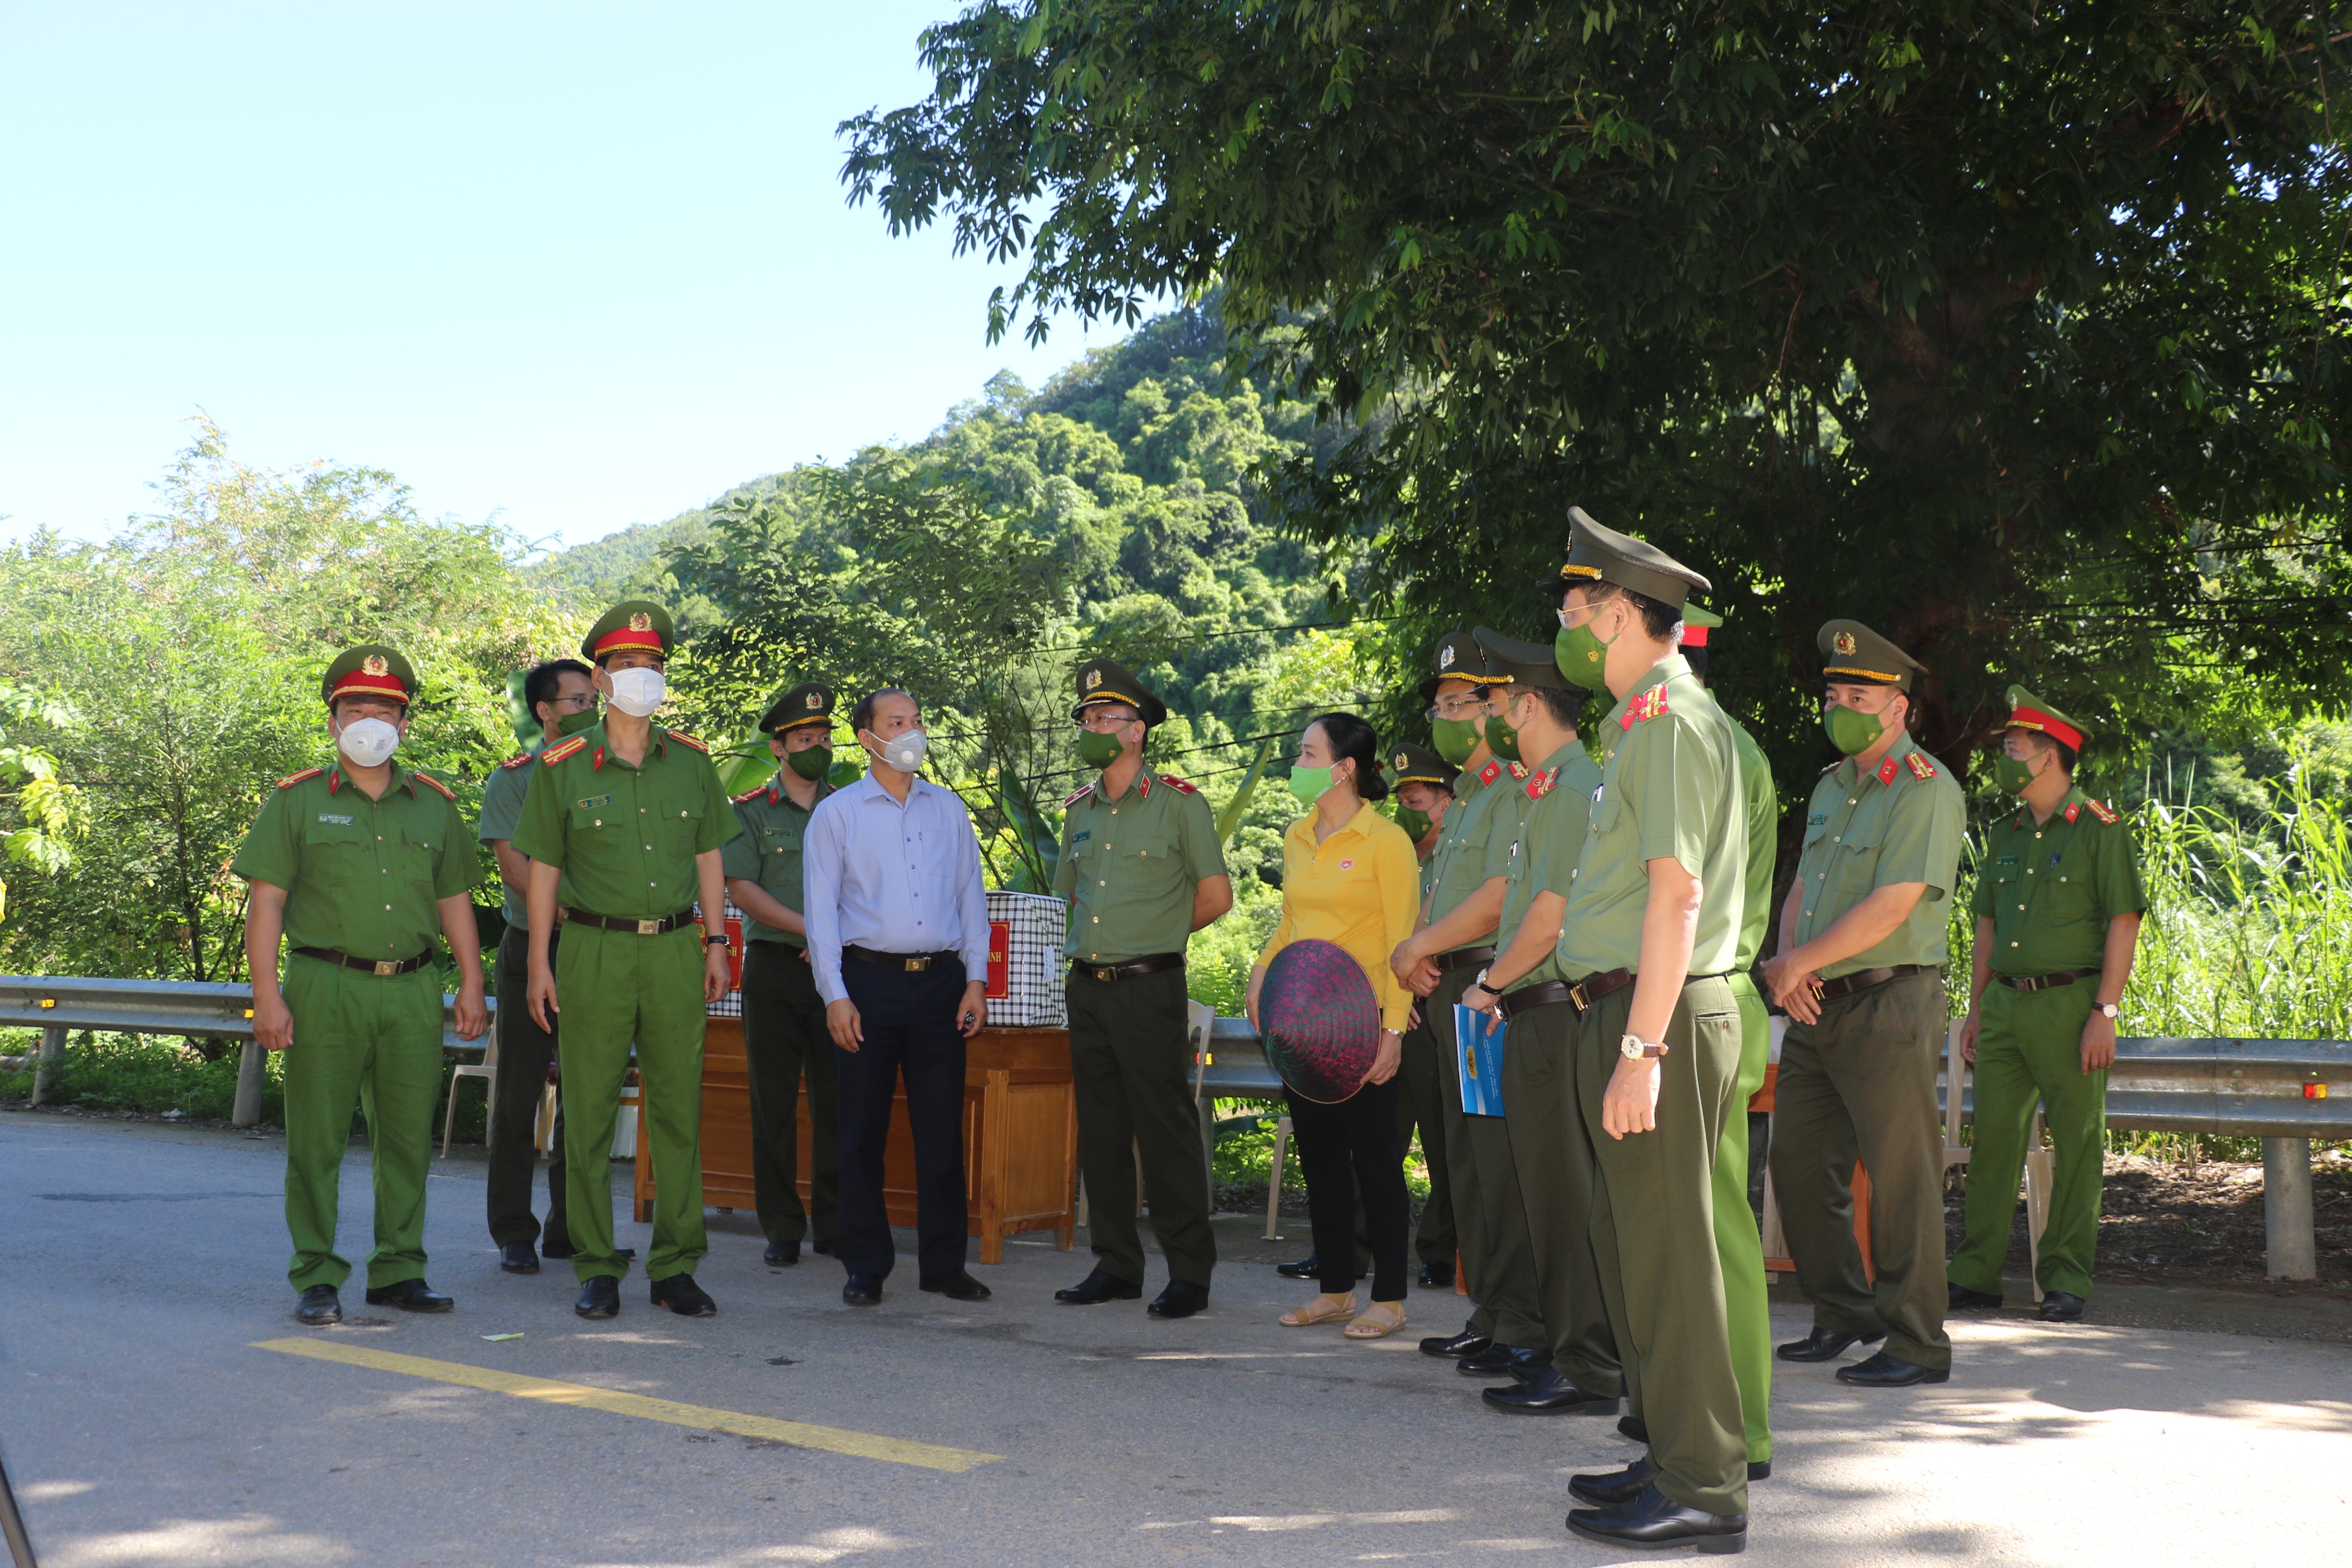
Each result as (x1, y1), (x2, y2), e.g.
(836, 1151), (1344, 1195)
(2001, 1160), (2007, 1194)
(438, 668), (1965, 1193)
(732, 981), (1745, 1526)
(28, 1025), (67, 1106)
(233, 1041), (268, 1127)
(2263, 1136), (2317, 1281)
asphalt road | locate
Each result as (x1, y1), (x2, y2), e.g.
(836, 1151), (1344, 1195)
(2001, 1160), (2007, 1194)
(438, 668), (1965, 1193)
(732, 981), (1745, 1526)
(4, 1110), (2349, 1567)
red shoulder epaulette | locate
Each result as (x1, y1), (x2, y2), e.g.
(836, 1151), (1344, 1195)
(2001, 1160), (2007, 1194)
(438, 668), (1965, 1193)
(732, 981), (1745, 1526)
(666, 729), (709, 753)
(732, 784), (773, 805)
(541, 736), (587, 766)
(411, 771), (456, 800)
(1905, 752), (1937, 781)
(1158, 772), (1198, 794)
(1525, 768), (1558, 801)
(274, 766), (324, 790)
(2086, 799), (2119, 825)
(499, 751), (535, 770)
(1507, 760), (1531, 780)
(1063, 782), (1094, 808)
(1619, 686), (1670, 729)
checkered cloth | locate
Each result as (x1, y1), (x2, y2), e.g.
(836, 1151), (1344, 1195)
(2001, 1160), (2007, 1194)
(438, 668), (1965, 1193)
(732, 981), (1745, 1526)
(701, 896), (745, 1018)
(986, 890), (1068, 1027)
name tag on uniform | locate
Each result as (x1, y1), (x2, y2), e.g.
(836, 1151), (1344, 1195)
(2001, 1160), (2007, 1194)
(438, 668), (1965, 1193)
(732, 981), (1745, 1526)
(1808, 812), (1828, 826)
(316, 813), (352, 825)
(576, 795), (612, 810)
(1071, 830), (1090, 844)
(1996, 854), (2018, 865)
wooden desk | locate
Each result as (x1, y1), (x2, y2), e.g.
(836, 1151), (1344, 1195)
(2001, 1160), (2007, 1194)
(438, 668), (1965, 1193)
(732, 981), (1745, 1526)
(633, 1021), (1078, 1264)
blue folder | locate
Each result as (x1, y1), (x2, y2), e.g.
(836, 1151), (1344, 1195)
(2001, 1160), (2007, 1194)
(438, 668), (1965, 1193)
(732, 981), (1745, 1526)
(1453, 1004), (1507, 1117)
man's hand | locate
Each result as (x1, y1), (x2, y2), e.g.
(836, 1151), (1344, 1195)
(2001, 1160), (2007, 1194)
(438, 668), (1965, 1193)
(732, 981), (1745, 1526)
(1764, 952), (1823, 1025)
(1960, 1007), (1982, 1065)
(1463, 980), (1501, 1019)
(252, 989), (294, 1053)
(454, 979), (488, 1041)
(1601, 1056), (1662, 1140)
(958, 981), (987, 1039)
(1363, 1029), (1403, 1087)
(704, 945), (733, 1005)
(1387, 937), (1424, 989)
(527, 958), (560, 1032)
(827, 998), (864, 1051)
(2080, 1008), (2118, 1074)
(1405, 956), (1442, 997)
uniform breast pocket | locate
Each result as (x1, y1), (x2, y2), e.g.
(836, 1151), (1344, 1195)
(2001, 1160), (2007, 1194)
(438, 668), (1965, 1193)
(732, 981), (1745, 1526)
(1125, 836), (1172, 870)
(1586, 796), (1624, 837)
(400, 826), (441, 885)
(664, 799), (705, 854)
(2045, 848), (2098, 927)
(300, 815), (366, 869)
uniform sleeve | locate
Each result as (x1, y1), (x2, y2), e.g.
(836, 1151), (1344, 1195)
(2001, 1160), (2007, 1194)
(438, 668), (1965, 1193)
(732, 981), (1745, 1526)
(433, 797), (479, 900)
(1180, 790), (1227, 883)
(1628, 717), (1718, 878)
(695, 755), (738, 855)
(509, 760), (566, 867)
(476, 766), (527, 846)
(802, 797), (847, 1004)
(2099, 821), (2150, 922)
(1255, 822), (1303, 968)
(1371, 822), (1421, 1031)
(720, 802), (762, 882)
(1875, 778), (1964, 900)
(229, 787), (299, 890)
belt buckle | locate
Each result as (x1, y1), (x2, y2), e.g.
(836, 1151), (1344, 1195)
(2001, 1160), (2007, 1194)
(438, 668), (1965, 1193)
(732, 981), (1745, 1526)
(637, 919), (662, 936)
(1093, 966), (1115, 983)
(905, 956), (931, 972)
(1567, 982), (1589, 1013)
(373, 960), (398, 977)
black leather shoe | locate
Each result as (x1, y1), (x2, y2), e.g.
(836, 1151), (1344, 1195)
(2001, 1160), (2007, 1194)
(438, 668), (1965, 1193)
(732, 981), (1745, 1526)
(574, 1276), (620, 1319)
(1949, 1282), (2004, 1312)
(1420, 1321), (1492, 1359)
(812, 1240), (836, 1257)
(1460, 1343), (1547, 1379)
(1837, 1351), (1949, 1387)
(651, 1274), (717, 1317)
(1776, 1323), (1886, 1362)
(842, 1274), (883, 1307)
(1482, 1369), (1619, 1415)
(1618, 1414), (1649, 1443)
(765, 1240), (800, 1267)
(365, 1278), (453, 1313)
(295, 1284), (342, 1326)
(1275, 1252), (1320, 1279)
(1418, 1259), (1455, 1289)
(1570, 1456), (1657, 1507)
(1148, 1280), (1210, 1319)
(499, 1241), (539, 1274)
(920, 1271), (992, 1302)
(1567, 1484), (1746, 1554)
(2039, 1291), (2086, 1322)
(1749, 1461), (1770, 1481)
(1055, 1268), (1142, 1305)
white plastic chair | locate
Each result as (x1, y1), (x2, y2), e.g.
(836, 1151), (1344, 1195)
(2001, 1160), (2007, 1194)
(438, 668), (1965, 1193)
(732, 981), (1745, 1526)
(441, 1035), (497, 1158)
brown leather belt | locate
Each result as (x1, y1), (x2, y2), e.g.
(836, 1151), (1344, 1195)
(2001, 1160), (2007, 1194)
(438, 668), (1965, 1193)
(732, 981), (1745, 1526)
(293, 946), (430, 977)
(1815, 962), (1935, 1001)
(844, 944), (957, 972)
(1071, 952), (1185, 984)
(1567, 968), (1638, 1013)
(1497, 981), (1572, 1020)
(1994, 967), (2098, 992)
(1436, 946), (1498, 972)
(1499, 966), (1638, 1020)
(562, 906), (697, 936)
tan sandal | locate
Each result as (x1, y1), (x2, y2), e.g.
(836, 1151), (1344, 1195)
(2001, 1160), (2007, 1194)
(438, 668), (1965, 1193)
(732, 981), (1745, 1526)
(1280, 1292), (1356, 1327)
(1343, 1301), (1407, 1339)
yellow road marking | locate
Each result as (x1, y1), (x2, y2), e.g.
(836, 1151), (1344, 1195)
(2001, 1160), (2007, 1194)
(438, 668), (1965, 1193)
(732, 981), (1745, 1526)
(252, 1338), (998, 1473)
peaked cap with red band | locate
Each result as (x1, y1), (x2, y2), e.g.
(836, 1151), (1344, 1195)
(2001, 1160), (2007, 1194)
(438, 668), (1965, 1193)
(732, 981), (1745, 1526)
(2003, 684), (2091, 752)
(579, 599), (675, 663)
(1680, 604), (1722, 649)
(320, 644), (416, 707)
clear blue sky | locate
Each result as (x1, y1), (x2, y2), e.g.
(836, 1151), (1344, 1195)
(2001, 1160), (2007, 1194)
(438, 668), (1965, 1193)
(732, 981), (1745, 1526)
(0, 3), (1107, 554)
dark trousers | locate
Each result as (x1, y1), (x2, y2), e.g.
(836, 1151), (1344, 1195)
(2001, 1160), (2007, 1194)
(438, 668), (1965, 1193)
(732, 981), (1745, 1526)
(1289, 1076), (1412, 1302)
(1395, 1009), (1455, 1267)
(834, 958), (969, 1282)
(1068, 965), (1216, 1287)
(486, 925), (567, 1249)
(741, 941), (839, 1248)
(1506, 998), (1622, 1396)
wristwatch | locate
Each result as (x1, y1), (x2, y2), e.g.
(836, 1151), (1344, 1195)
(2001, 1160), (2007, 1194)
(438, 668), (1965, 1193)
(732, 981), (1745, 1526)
(1619, 1032), (1668, 1061)
(705, 933), (731, 948)
(2097, 1001), (2119, 1020)
(1468, 968), (1492, 995)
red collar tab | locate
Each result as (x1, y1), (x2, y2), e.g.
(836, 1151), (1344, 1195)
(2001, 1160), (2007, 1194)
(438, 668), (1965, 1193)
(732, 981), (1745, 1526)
(1478, 760), (1504, 787)
(2009, 706), (2084, 752)
(326, 767), (343, 796)
(1620, 686), (1670, 730)
(1136, 772), (1152, 798)
(592, 746), (606, 771)
(1876, 754), (1901, 785)
(2064, 801), (2080, 824)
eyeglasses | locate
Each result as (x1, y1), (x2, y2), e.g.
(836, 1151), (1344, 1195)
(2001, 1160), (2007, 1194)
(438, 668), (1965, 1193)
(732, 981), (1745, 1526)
(1425, 694), (1485, 720)
(550, 693), (598, 710)
(1078, 711), (1140, 733)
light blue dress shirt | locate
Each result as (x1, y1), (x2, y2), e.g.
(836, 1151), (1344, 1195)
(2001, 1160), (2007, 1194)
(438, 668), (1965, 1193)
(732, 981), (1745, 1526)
(803, 769), (992, 1005)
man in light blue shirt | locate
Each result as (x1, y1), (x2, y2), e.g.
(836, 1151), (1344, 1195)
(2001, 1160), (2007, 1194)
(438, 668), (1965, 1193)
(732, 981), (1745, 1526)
(802, 687), (992, 1307)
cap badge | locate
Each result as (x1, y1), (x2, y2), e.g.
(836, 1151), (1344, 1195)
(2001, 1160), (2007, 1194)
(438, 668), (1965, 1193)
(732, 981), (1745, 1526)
(361, 654), (388, 676)
(628, 611), (653, 632)
(1833, 630), (1858, 656)
(805, 692), (823, 709)
(1085, 668), (1102, 690)
(1393, 751), (1408, 769)
(1438, 644), (1455, 669)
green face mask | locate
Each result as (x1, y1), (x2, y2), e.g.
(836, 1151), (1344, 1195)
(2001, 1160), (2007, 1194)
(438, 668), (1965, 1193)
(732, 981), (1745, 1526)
(1394, 805), (1431, 842)
(1077, 729), (1126, 770)
(1994, 752), (2039, 795)
(554, 707), (601, 738)
(1823, 702), (1886, 756)
(1287, 765), (1335, 806)
(787, 743), (833, 781)
(1482, 712), (1521, 761)
(1554, 612), (1615, 692)
(1431, 716), (1482, 766)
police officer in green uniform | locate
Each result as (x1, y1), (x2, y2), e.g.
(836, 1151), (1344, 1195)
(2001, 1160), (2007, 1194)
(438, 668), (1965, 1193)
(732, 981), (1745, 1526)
(1540, 511), (1750, 1553)
(721, 680), (844, 1268)
(478, 657), (597, 1273)
(512, 600), (740, 1321)
(1392, 738), (1453, 866)
(1392, 634), (1549, 1372)
(1387, 738), (1460, 1286)
(234, 645), (488, 1326)
(1950, 687), (2145, 1323)
(1051, 657), (1234, 1319)
(1678, 606), (1778, 1474)
(1762, 620), (1965, 1389)
(1460, 625), (1624, 1420)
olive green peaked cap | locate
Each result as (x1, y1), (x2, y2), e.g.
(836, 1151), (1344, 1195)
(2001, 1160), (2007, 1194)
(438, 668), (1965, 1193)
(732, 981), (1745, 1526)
(581, 599), (676, 663)
(1545, 506), (1712, 610)
(759, 680), (836, 735)
(1816, 619), (1925, 692)
(1386, 741), (1454, 790)
(321, 644), (417, 707)
(1071, 655), (1167, 727)
(2003, 686), (2093, 750)
(1419, 629), (1503, 700)
(1474, 625), (1571, 691)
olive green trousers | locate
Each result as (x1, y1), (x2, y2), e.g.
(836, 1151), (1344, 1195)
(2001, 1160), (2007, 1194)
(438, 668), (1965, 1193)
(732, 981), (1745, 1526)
(1433, 967), (1544, 1349)
(1507, 996), (1622, 1395)
(1950, 980), (2107, 1300)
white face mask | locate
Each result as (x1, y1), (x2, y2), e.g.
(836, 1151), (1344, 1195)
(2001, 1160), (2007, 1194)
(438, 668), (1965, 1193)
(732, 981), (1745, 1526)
(866, 727), (928, 773)
(607, 667), (667, 718)
(336, 717), (400, 769)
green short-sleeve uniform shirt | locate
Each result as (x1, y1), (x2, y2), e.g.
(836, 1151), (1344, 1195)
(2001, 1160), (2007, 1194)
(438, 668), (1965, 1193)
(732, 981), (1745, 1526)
(508, 723), (739, 919)
(1556, 657), (1748, 979)
(1419, 762), (1513, 948)
(231, 762), (477, 961)
(1972, 787), (2146, 975)
(476, 745), (540, 928)
(1053, 770), (1227, 965)
(1790, 733), (1967, 978)
(720, 775), (833, 946)
(1498, 741), (1606, 994)
(1729, 718), (1778, 972)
